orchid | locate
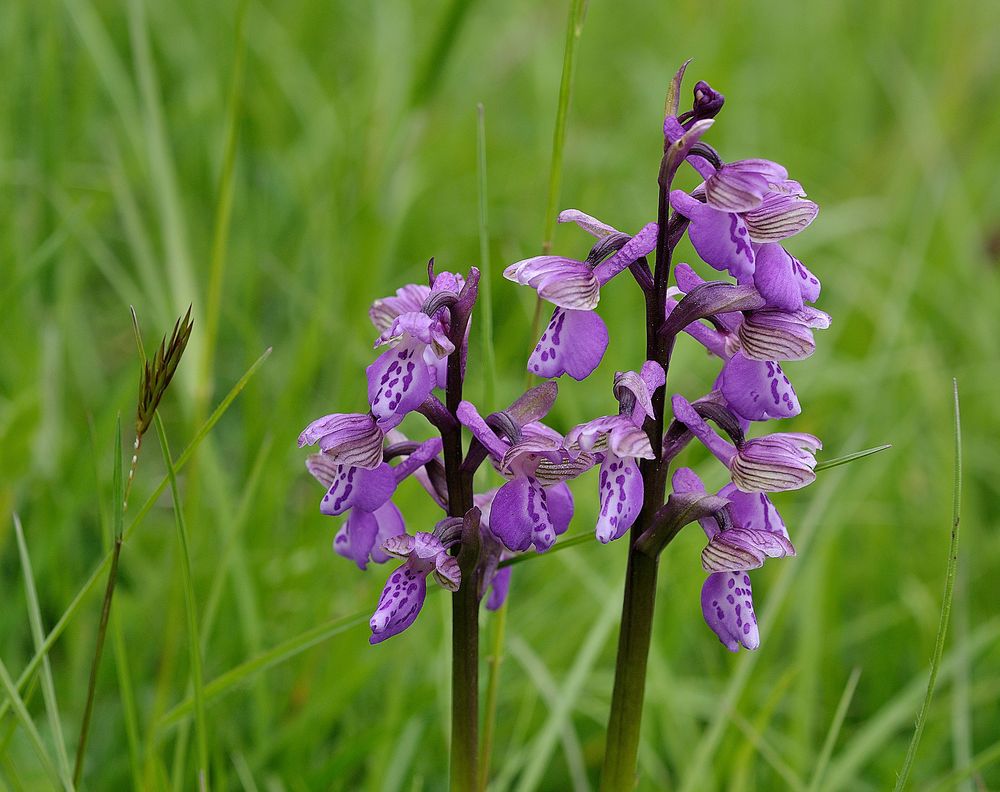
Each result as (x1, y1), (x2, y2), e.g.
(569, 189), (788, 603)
(298, 63), (836, 790)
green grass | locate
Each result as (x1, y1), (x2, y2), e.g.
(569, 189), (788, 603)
(2, 0), (1000, 789)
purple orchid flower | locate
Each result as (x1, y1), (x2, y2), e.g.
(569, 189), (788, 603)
(565, 362), (664, 542)
(503, 212), (658, 380)
(369, 272), (468, 390)
(672, 467), (794, 651)
(367, 311), (455, 431)
(456, 401), (584, 552)
(369, 531), (461, 644)
(305, 437), (443, 569)
(671, 394), (821, 493)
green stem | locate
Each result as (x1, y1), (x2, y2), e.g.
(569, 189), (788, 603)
(478, 598), (507, 789)
(600, 146), (674, 791)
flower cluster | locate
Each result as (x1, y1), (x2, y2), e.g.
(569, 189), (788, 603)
(299, 66), (828, 654)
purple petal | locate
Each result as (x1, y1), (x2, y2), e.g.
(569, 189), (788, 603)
(490, 476), (556, 553)
(744, 193), (819, 242)
(546, 481), (574, 537)
(593, 222), (659, 285)
(595, 454), (643, 543)
(752, 244), (821, 311)
(670, 394), (738, 467)
(319, 462), (397, 515)
(701, 571), (759, 652)
(367, 340), (435, 430)
(731, 433), (821, 493)
(528, 308), (609, 381)
(670, 191), (754, 279)
(719, 484), (788, 538)
(433, 552), (462, 591)
(486, 566), (512, 611)
(719, 353), (800, 422)
(503, 256), (600, 310)
(738, 307), (829, 362)
(455, 401), (508, 460)
(670, 467), (718, 539)
(370, 561), (429, 644)
(704, 160), (788, 213)
(298, 413), (384, 469)
(557, 209), (620, 238)
(333, 502), (405, 570)
(701, 527), (795, 573)
(390, 437), (444, 483)
(369, 284), (431, 332)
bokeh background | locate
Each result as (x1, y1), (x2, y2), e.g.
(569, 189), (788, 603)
(2, 0), (999, 789)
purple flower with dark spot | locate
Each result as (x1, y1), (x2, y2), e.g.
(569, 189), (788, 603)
(504, 212), (658, 380)
(306, 437), (443, 569)
(457, 401), (583, 552)
(566, 362), (664, 542)
(369, 531), (461, 644)
(671, 394), (821, 493)
(673, 467), (794, 652)
(367, 312), (455, 430)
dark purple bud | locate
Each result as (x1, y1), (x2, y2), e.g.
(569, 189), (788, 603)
(691, 80), (725, 121)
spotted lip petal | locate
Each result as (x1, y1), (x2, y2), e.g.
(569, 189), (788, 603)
(752, 244), (821, 312)
(318, 462), (397, 516)
(503, 256), (600, 310)
(369, 562), (428, 644)
(719, 353), (800, 422)
(528, 308), (609, 381)
(670, 191), (755, 279)
(489, 475), (559, 553)
(595, 454), (643, 543)
(367, 340), (435, 430)
(702, 571), (759, 652)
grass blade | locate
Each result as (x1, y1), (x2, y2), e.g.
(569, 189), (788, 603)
(892, 380), (962, 790)
(0, 658), (63, 789)
(807, 667), (862, 792)
(476, 102), (495, 408)
(156, 612), (368, 730)
(0, 348), (270, 728)
(154, 414), (209, 789)
(528, 0), (590, 357)
(13, 516), (73, 789)
(814, 444), (892, 472)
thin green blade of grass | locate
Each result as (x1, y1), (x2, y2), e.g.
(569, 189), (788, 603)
(892, 380), (962, 791)
(807, 667), (862, 792)
(198, 0), (248, 415)
(0, 348), (270, 725)
(111, 610), (143, 791)
(154, 414), (209, 789)
(476, 102), (495, 409)
(0, 658), (64, 790)
(156, 611), (368, 730)
(12, 515), (73, 789)
(814, 444), (892, 472)
(528, 0), (590, 355)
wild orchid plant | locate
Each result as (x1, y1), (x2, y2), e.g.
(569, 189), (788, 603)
(299, 63), (828, 790)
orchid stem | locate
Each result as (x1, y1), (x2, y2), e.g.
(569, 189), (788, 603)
(600, 147), (675, 791)
(443, 294), (479, 791)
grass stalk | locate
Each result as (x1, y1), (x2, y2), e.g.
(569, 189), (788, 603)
(892, 379), (962, 790)
(154, 414), (210, 789)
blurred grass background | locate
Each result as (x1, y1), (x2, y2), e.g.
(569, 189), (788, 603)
(2, 0), (999, 788)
